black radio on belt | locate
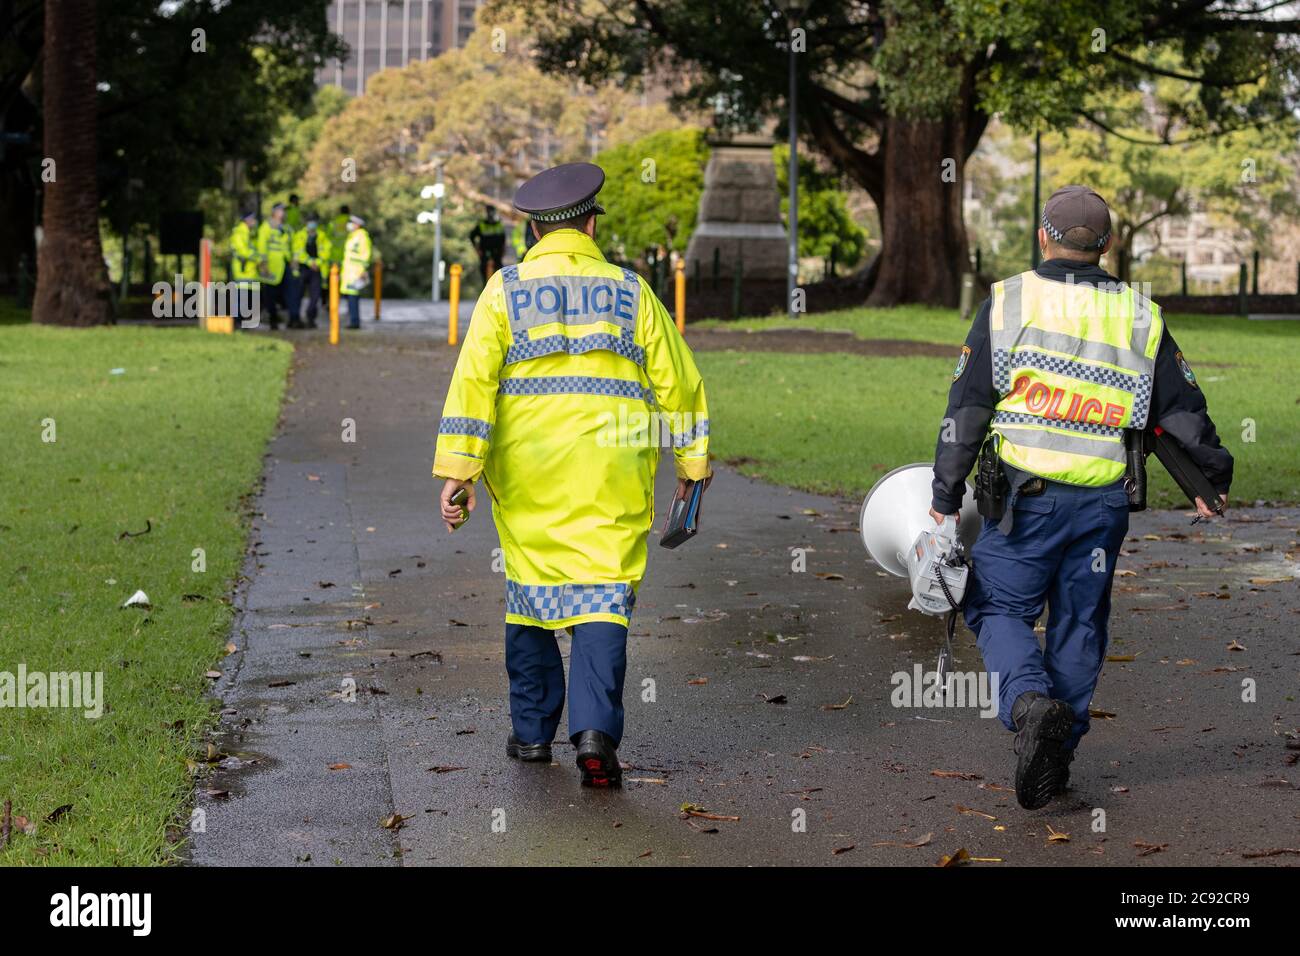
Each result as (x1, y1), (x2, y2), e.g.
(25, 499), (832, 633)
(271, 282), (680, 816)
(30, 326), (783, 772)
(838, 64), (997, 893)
(975, 433), (1008, 520)
(1124, 428), (1147, 512)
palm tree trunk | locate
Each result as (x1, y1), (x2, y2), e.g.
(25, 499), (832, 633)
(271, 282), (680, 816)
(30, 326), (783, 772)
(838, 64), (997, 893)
(33, 0), (111, 326)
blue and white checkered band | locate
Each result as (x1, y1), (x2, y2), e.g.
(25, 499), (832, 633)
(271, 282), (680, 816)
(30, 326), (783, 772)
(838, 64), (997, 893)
(1041, 213), (1109, 251)
(529, 195), (600, 223)
(506, 580), (636, 622)
(499, 375), (655, 404)
(438, 416), (492, 439)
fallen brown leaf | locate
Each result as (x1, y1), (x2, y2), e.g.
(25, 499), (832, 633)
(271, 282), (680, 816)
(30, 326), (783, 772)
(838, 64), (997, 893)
(938, 847), (971, 867)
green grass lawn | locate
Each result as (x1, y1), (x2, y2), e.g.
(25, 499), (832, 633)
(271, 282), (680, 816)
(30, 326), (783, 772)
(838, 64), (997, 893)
(695, 307), (1300, 505)
(0, 322), (291, 865)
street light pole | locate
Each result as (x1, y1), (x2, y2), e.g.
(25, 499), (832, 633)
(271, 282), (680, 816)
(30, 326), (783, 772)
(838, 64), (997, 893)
(420, 168), (446, 303)
(433, 172), (443, 303)
(783, 0), (806, 320)
(1031, 130), (1042, 269)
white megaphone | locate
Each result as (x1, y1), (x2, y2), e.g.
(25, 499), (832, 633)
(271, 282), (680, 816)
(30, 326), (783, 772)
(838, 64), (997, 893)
(859, 463), (980, 615)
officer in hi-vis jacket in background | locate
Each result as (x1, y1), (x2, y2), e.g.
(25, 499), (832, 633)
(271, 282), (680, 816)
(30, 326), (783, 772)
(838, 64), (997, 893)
(433, 163), (711, 788)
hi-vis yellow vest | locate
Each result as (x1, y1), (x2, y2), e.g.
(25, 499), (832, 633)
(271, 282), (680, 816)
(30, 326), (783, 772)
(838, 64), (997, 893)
(990, 270), (1163, 486)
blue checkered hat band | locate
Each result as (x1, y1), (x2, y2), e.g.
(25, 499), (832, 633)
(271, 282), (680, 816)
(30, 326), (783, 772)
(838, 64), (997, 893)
(531, 196), (600, 223)
(1042, 213), (1109, 250)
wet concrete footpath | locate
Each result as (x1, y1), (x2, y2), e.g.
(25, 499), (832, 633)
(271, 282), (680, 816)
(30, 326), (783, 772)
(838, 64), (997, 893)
(191, 323), (1300, 867)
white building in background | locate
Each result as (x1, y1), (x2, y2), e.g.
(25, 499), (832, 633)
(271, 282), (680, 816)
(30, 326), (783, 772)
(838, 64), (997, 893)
(322, 0), (485, 96)
(1137, 210), (1243, 288)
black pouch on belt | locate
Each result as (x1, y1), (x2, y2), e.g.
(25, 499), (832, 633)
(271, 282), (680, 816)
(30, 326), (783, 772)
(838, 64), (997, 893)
(975, 433), (1008, 521)
(1124, 428), (1147, 513)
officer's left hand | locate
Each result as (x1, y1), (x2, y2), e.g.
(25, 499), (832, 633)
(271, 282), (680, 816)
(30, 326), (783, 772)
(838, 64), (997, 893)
(677, 475), (712, 501)
(929, 507), (958, 525)
(1194, 494), (1228, 518)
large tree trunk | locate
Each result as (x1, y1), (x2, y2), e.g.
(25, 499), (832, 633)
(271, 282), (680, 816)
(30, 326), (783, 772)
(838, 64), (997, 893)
(866, 116), (970, 308)
(34, 0), (111, 326)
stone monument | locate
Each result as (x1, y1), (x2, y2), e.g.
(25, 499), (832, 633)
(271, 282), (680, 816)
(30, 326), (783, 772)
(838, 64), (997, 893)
(684, 134), (788, 280)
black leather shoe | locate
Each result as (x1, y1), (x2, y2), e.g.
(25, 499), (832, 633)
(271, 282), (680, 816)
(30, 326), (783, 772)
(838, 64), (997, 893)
(573, 730), (621, 788)
(506, 734), (552, 763)
(1011, 692), (1074, 809)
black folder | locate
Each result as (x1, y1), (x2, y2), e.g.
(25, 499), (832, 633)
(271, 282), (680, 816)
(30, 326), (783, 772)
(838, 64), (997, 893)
(660, 479), (704, 549)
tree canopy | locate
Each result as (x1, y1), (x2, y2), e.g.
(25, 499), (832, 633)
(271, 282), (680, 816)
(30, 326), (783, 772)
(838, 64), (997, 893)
(514, 0), (1300, 305)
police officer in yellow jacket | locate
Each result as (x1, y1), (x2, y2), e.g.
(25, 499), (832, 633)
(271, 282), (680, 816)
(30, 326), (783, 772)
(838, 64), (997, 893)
(256, 202), (292, 330)
(434, 163), (711, 787)
(229, 209), (261, 329)
(340, 214), (373, 330)
(930, 186), (1233, 809)
(291, 217), (332, 329)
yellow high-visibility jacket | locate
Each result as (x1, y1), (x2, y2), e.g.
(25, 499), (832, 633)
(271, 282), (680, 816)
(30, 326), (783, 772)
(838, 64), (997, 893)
(433, 229), (711, 630)
(341, 228), (373, 294)
(229, 221), (261, 284)
(256, 221), (291, 284)
(292, 228), (332, 272)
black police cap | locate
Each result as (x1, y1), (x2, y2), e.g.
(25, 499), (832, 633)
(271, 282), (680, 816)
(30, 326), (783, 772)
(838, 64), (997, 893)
(513, 162), (606, 223)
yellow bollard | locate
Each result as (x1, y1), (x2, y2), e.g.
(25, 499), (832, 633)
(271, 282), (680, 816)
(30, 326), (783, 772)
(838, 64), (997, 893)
(674, 258), (686, 334)
(448, 263), (462, 346)
(329, 264), (340, 345)
(373, 260), (383, 321)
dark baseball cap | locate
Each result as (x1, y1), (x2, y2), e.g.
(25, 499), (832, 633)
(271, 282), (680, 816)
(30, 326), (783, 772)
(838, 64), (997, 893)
(1042, 185), (1111, 251)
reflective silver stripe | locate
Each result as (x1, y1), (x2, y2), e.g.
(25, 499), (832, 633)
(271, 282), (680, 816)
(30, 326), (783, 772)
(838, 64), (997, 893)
(1130, 290), (1158, 356)
(993, 410), (1122, 440)
(993, 413), (1125, 462)
(1000, 272), (1024, 333)
(998, 325), (1137, 372)
(499, 375), (654, 403)
(501, 271), (640, 337)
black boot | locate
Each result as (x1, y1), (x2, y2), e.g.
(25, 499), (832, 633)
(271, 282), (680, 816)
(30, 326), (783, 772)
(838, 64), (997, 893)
(1011, 691), (1074, 809)
(573, 729), (621, 788)
(506, 734), (552, 763)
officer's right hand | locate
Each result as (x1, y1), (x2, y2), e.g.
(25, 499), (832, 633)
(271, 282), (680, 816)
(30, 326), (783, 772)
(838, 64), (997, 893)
(930, 508), (958, 525)
(439, 478), (476, 532)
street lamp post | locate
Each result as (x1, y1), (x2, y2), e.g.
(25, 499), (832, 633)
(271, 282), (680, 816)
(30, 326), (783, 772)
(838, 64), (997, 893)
(419, 171), (446, 302)
(782, 0), (806, 320)
(1031, 130), (1042, 269)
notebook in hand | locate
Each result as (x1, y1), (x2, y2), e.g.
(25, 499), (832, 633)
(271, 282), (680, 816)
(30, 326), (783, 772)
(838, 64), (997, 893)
(660, 479), (704, 549)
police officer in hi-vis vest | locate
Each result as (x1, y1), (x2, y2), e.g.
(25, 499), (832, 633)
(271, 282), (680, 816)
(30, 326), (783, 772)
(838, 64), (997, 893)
(930, 186), (1233, 809)
(433, 163), (711, 788)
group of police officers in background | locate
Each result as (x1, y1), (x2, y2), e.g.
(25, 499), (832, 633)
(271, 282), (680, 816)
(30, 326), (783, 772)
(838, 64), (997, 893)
(228, 195), (373, 331)
(227, 198), (533, 331)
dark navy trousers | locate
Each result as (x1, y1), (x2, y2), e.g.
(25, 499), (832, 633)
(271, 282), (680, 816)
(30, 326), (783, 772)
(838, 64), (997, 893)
(505, 622), (628, 746)
(964, 479), (1130, 750)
